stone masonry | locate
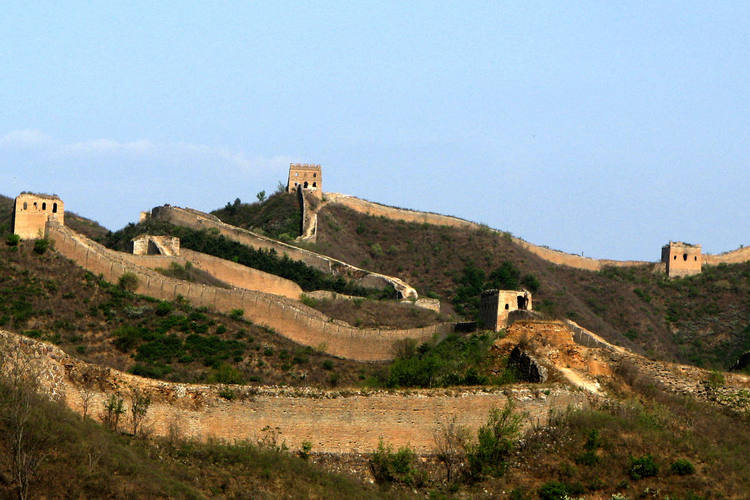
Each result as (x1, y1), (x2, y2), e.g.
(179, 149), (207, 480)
(480, 289), (532, 331)
(287, 163), (322, 196)
(661, 241), (702, 278)
(12, 192), (64, 239)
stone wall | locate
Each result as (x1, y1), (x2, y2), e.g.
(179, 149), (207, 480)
(120, 249), (303, 300)
(45, 221), (452, 361)
(704, 246), (750, 265)
(324, 193), (651, 272)
(298, 189), (318, 242)
(0, 328), (589, 453)
(149, 204), (418, 299)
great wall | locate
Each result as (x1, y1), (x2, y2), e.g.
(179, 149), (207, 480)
(5, 167), (750, 457)
(0, 329), (590, 453)
(321, 192), (750, 272)
(46, 221), (452, 362)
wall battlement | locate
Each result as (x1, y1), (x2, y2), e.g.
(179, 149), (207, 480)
(287, 163), (322, 196)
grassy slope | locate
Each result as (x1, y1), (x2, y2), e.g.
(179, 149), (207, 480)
(0, 241), (381, 387)
(211, 192), (302, 240)
(0, 376), (393, 500)
(312, 203), (750, 369)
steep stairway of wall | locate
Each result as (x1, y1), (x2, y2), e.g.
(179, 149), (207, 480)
(46, 221), (452, 361)
(149, 205), (418, 299)
(0, 328), (589, 453)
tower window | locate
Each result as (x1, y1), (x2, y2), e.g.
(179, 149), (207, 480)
(23, 202), (27, 210)
(42, 202), (46, 210)
(683, 253), (688, 261)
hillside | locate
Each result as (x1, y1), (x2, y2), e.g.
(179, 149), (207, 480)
(0, 239), (384, 387)
(204, 195), (750, 370)
(313, 202), (750, 370)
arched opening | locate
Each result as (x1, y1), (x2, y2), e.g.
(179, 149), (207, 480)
(42, 202), (46, 211)
(504, 303), (509, 310)
(683, 253), (688, 261)
(694, 256), (697, 261)
(312, 182), (317, 187)
(52, 203), (58, 213)
(33, 202), (38, 209)
(313, 173), (317, 178)
(673, 255), (677, 260)
(23, 202), (27, 210)
(304, 181), (309, 188)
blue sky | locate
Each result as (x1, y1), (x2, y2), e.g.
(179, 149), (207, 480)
(1, 2), (748, 260)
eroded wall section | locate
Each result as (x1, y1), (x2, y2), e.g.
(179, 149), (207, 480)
(0, 328), (589, 453)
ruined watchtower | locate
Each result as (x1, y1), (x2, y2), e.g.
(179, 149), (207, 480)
(661, 241), (702, 278)
(480, 289), (532, 331)
(11, 193), (64, 240)
(287, 163), (322, 197)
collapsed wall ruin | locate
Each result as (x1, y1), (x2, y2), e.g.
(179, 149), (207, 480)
(479, 289), (533, 331)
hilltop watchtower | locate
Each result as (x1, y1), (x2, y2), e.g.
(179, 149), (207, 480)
(287, 163), (322, 197)
(480, 289), (532, 331)
(661, 241), (702, 278)
(12, 193), (64, 239)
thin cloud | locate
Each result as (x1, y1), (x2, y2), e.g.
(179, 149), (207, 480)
(0, 129), (292, 173)
(0, 129), (54, 148)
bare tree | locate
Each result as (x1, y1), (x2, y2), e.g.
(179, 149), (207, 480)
(127, 386), (151, 436)
(0, 342), (51, 500)
(433, 415), (470, 484)
(78, 381), (97, 421)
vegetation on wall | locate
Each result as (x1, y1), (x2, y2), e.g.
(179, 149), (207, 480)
(103, 219), (393, 298)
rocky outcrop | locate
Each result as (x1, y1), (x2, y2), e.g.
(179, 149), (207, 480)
(509, 346), (548, 383)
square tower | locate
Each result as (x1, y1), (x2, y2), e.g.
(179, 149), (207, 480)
(661, 241), (702, 278)
(479, 289), (532, 331)
(12, 193), (64, 239)
(287, 163), (322, 196)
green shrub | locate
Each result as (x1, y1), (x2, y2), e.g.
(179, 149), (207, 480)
(118, 272), (139, 292)
(229, 309), (244, 320)
(321, 360), (334, 370)
(33, 238), (50, 254)
(6, 233), (20, 246)
(671, 458), (695, 475)
(537, 481), (584, 500)
(466, 404), (521, 478)
(209, 363), (245, 384)
(628, 454), (658, 480)
(368, 440), (424, 486)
